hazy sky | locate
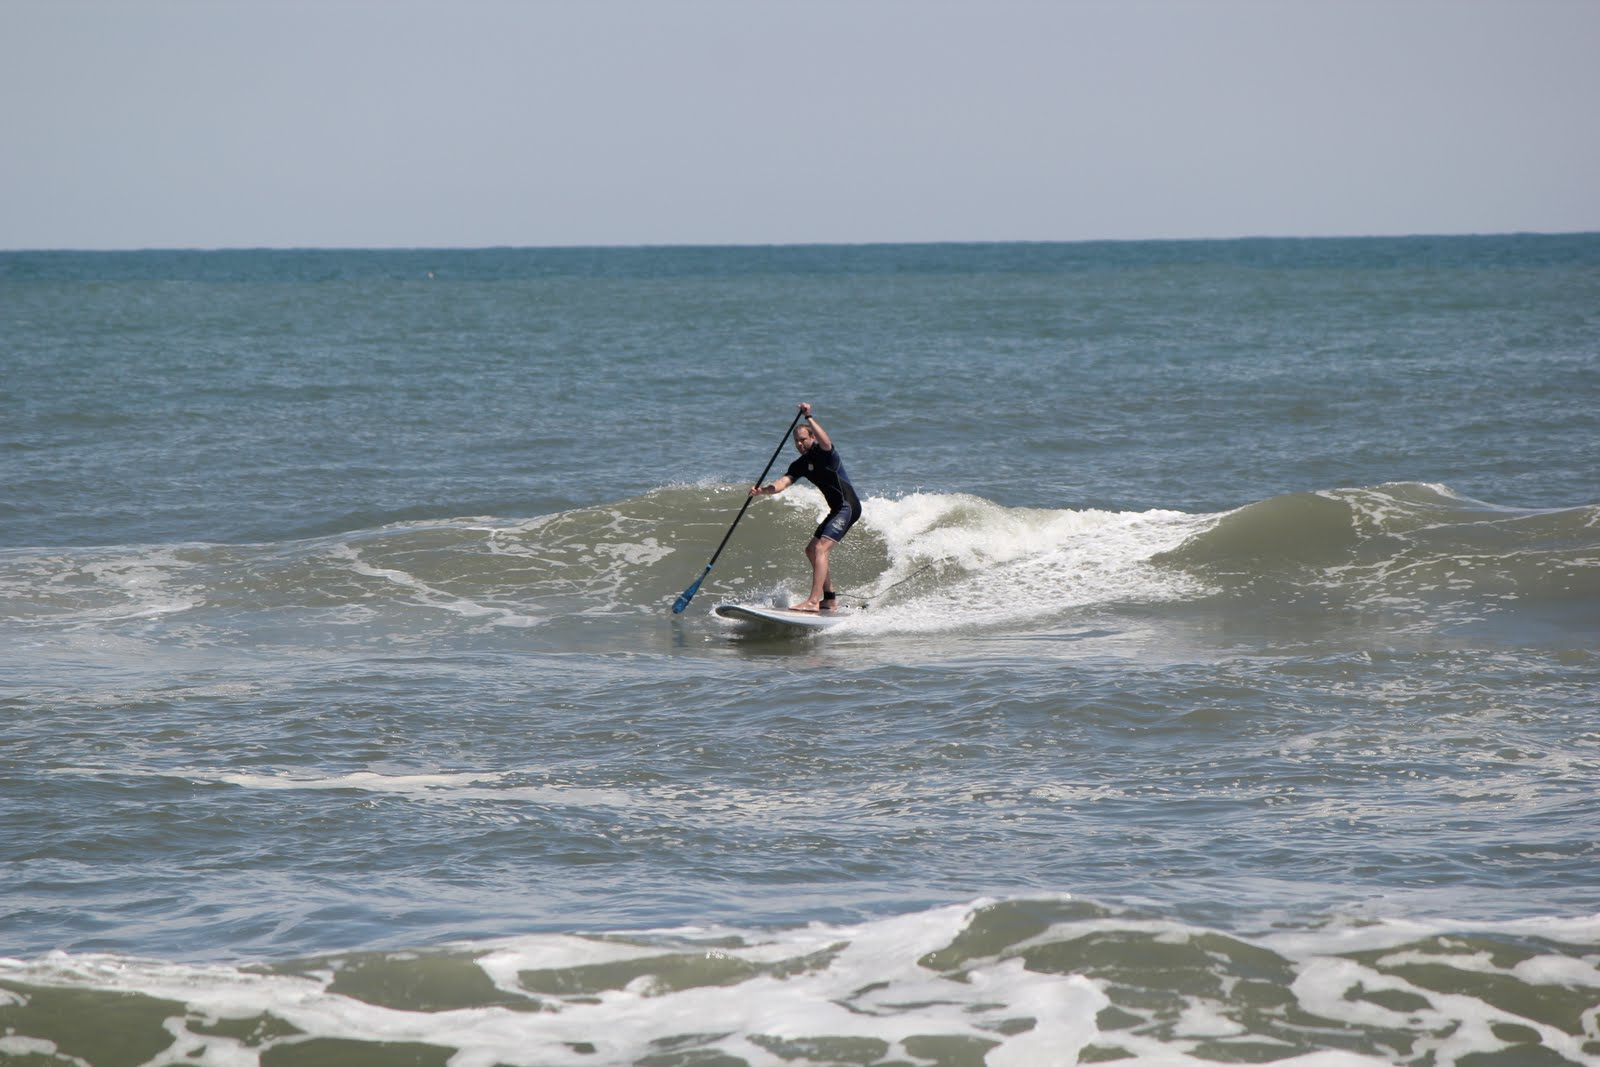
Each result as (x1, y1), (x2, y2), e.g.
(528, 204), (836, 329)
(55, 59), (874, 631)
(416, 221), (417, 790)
(4, 0), (1598, 250)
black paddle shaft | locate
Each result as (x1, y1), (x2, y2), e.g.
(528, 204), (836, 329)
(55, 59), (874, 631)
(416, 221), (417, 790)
(704, 408), (805, 567)
(672, 408), (806, 613)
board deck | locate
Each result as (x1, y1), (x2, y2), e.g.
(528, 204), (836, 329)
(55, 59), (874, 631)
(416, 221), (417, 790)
(713, 603), (849, 629)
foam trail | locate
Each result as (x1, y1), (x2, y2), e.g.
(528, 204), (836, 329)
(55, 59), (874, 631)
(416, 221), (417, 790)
(333, 544), (541, 627)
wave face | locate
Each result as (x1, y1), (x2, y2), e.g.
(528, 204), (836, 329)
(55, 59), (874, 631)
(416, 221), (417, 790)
(1156, 482), (1600, 623)
(2, 899), (1597, 1067)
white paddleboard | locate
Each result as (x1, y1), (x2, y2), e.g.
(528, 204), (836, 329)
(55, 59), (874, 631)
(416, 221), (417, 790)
(714, 603), (849, 630)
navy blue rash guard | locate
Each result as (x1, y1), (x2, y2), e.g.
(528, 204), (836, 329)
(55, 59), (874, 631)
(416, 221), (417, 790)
(786, 445), (861, 542)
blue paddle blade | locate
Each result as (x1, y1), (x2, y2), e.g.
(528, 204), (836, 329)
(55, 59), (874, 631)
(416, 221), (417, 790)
(672, 576), (704, 614)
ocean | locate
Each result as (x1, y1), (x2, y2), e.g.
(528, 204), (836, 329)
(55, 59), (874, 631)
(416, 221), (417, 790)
(1, 235), (1597, 1066)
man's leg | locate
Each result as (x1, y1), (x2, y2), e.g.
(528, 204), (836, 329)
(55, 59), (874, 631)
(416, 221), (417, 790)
(798, 535), (836, 611)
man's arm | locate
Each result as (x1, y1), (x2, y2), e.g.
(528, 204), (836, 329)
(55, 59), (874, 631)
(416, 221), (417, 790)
(800, 404), (833, 451)
(751, 474), (795, 497)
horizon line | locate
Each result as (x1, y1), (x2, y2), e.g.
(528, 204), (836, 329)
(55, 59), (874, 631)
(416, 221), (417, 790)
(4, 229), (1598, 256)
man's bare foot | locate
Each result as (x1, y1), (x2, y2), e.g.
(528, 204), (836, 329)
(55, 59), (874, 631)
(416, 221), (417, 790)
(790, 600), (821, 613)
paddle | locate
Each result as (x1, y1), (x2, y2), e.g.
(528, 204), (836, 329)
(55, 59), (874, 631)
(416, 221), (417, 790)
(672, 407), (807, 614)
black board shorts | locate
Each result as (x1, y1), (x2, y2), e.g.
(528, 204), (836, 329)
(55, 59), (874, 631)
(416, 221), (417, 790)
(814, 500), (860, 543)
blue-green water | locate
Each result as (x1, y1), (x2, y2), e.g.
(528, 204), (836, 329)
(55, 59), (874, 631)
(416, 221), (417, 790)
(2, 236), (1598, 1065)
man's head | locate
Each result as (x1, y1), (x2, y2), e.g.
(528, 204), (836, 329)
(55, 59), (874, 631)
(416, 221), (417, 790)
(794, 425), (818, 453)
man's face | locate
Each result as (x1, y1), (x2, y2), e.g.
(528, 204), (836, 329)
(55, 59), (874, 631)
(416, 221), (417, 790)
(794, 427), (816, 453)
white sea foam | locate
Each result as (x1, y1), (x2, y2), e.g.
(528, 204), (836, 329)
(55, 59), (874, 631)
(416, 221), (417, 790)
(80, 551), (202, 617)
(47, 764), (945, 826)
(0, 1035), (88, 1067)
(0, 903), (1107, 1067)
(331, 544), (542, 628)
(834, 492), (1211, 633)
(47, 766), (638, 809)
(0, 546), (204, 626)
(1289, 955), (1595, 1066)
(7, 901), (1589, 1066)
(212, 769), (504, 794)
(1003, 909), (1600, 1067)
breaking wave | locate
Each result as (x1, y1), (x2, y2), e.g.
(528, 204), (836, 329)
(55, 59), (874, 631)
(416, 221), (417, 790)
(2, 483), (1594, 649)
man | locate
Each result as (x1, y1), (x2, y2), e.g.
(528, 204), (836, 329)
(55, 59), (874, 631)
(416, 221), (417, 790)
(749, 402), (861, 612)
